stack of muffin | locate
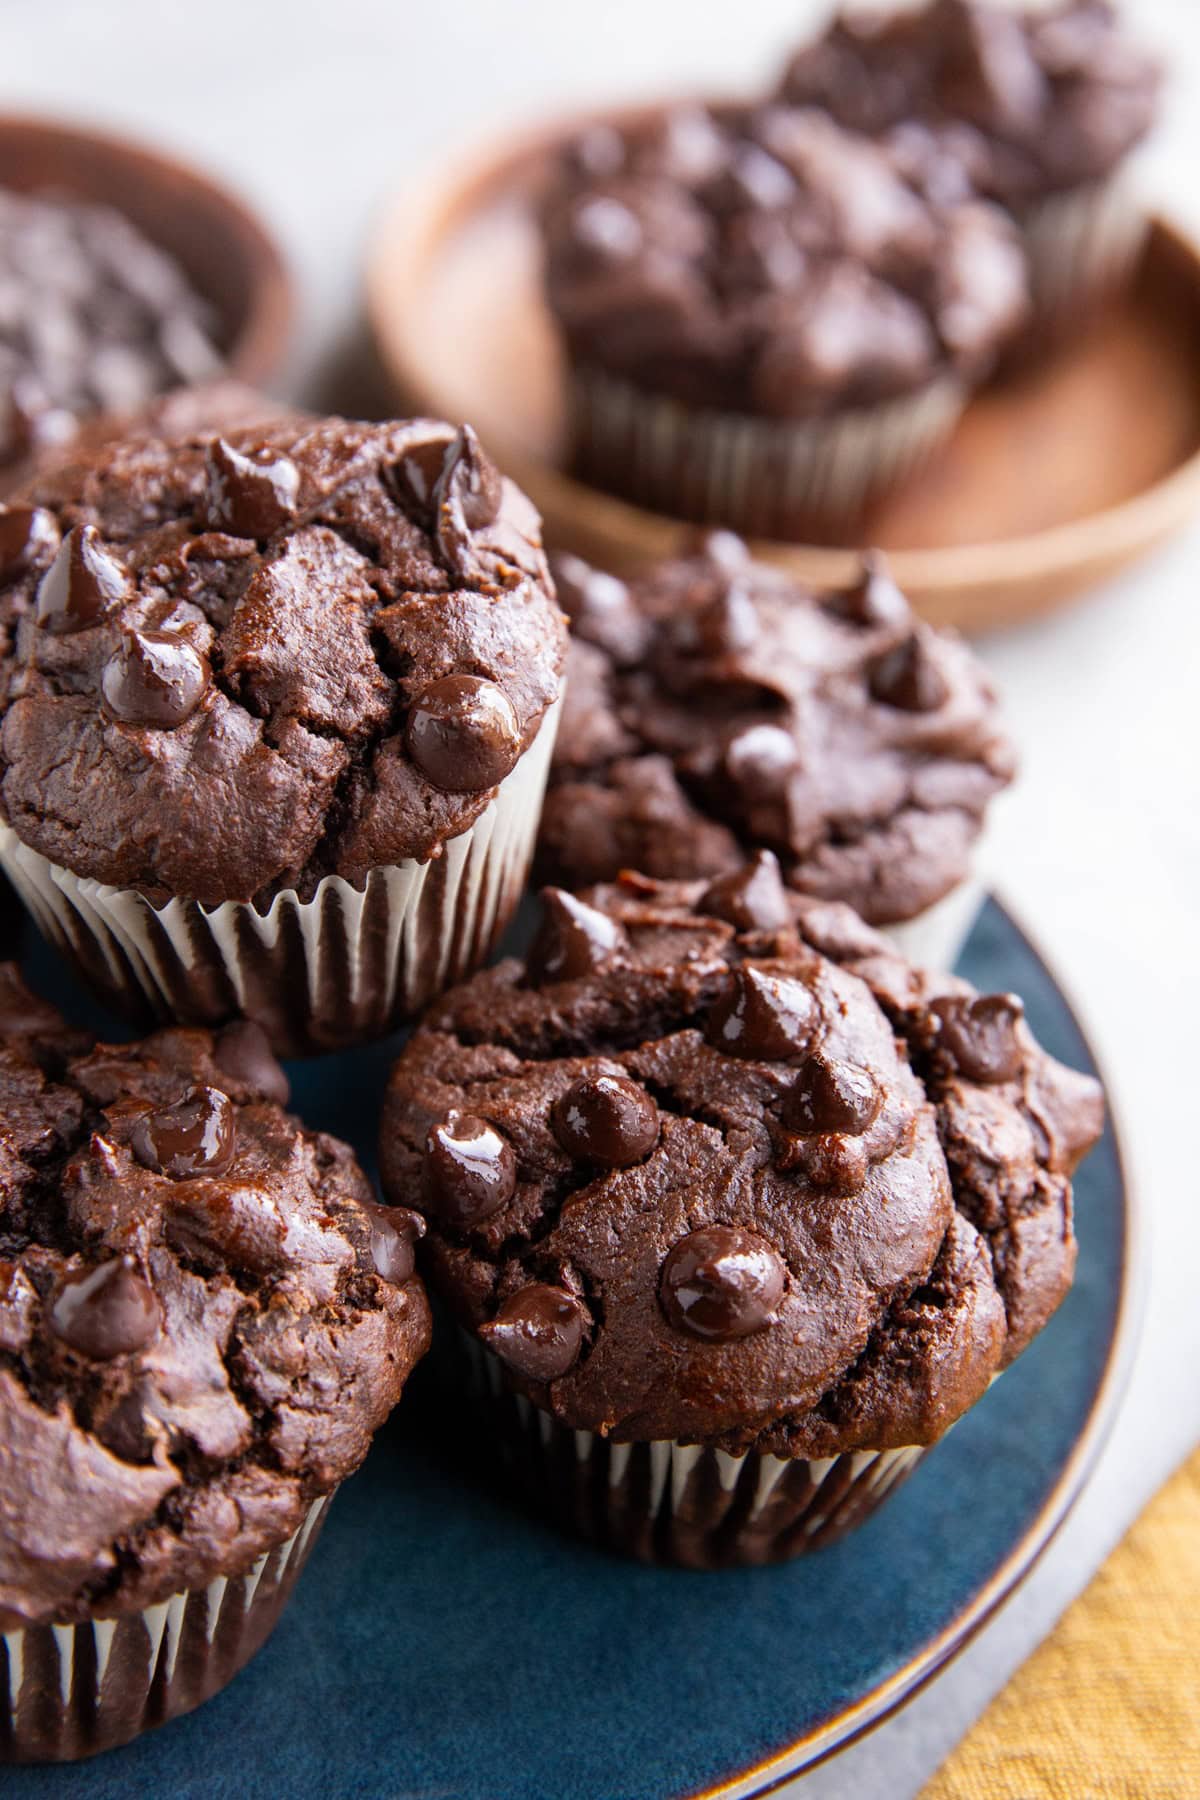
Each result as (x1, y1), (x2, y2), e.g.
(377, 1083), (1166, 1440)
(0, 0), (1127, 1769)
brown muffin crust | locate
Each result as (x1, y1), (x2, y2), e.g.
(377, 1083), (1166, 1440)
(379, 873), (1101, 1456)
(540, 536), (1014, 925)
(0, 968), (431, 1630)
(0, 408), (565, 905)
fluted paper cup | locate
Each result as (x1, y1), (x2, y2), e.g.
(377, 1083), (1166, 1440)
(1, 1494), (330, 1764)
(1016, 170), (1148, 346)
(0, 699), (561, 1056)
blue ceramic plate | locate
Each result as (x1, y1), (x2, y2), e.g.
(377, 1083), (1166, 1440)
(9, 898), (1134, 1800)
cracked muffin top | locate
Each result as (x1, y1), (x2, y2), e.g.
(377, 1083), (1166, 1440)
(539, 534), (1014, 926)
(379, 871), (1102, 1454)
(779, 0), (1160, 208)
(541, 96), (1028, 415)
(0, 406), (566, 906)
(0, 967), (431, 1629)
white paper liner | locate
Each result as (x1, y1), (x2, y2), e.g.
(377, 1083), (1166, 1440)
(883, 876), (984, 975)
(0, 1494), (330, 1764)
(0, 698), (561, 1055)
(566, 366), (966, 540)
(1018, 170), (1147, 335)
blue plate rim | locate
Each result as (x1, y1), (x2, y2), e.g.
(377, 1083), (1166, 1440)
(688, 895), (1144, 1800)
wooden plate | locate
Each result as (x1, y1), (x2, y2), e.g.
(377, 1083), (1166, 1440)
(367, 114), (1200, 632)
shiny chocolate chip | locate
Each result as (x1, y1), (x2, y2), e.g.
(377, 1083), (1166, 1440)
(568, 194), (644, 265)
(831, 552), (910, 629)
(526, 888), (625, 984)
(478, 1283), (587, 1382)
(932, 993), (1024, 1084)
(660, 1225), (786, 1341)
(704, 145), (795, 214)
(551, 551), (646, 663)
(50, 1258), (160, 1360)
(869, 633), (950, 712)
(35, 524), (130, 634)
(425, 1111), (517, 1229)
(784, 1132), (870, 1195)
(360, 1201), (424, 1284)
(388, 432), (454, 520)
(202, 437), (300, 538)
(101, 629), (210, 728)
(214, 1020), (290, 1107)
(551, 1074), (659, 1167)
(706, 965), (820, 1060)
(700, 850), (790, 933)
(406, 673), (521, 793)
(432, 424), (504, 571)
(0, 504), (58, 583)
(782, 1054), (881, 1135)
(132, 1085), (236, 1179)
(723, 723), (798, 797)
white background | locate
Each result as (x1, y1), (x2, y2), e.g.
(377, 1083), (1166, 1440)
(5, 2), (1199, 1794)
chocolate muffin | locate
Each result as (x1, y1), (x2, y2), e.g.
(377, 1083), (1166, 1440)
(0, 406), (567, 1052)
(0, 966), (430, 1759)
(779, 0), (1161, 331)
(541, 98), (1028, 537)
(378, 874), (1102, 1567)
(540, 535), (1014, 968)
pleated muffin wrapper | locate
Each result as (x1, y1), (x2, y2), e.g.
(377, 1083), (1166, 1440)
(1, 1493), (331, 1764)
(1014, 168), (1149, 350)
(460, 1333), (925, 1570)
(0, 698), (561, 1057)
(564, 365), (966, 543)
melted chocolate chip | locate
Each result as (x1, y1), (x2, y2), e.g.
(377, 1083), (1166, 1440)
(551, 1074), (659, 1167)
(100, 630), (210, 729)
(782, 1132), (870, 1195)
(0, 504), (58, 583)
(432, 423), (505, 567)
(869, 633), (950, 712)
(782, 1054), (881, 1135)
(35, 524), (130, 634)
(832, 552), (911, 629)
(388, 433), (454, 520)
(478, 1283), (587, 1381)
(526, 888), (625, 984)
(50, 1258), (160, 1360)
(706, 965), (820, 1060)
(131, 1085), (236, 1179)
(425, 1111), (517, 1229)
(724, 722), (798, 797)
(932, 993), (1024, 1084)
(360, 1201), (424, 1284)
(203, 438), (300, 538)
(700, 850), (790, 933)
(660, 1225), (786, 1341)
(214, 1020), (290, 1107)
(405, 674), (521, 793)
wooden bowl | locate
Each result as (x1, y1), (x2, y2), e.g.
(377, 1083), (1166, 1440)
(367, 114), (1200, 633)
(0, 114), (292, 393)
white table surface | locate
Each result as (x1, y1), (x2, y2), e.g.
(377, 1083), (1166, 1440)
(5, 2), (1198, 1794)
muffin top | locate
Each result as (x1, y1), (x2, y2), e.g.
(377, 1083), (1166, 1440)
(540, 534), (1014, 926)
(380, 874), (1101, 1453)
(779, 0), (1161, 206)
(0, 407), (565, 905)
(0, 967), (431, 1629)
(541, 98), (1028, 415)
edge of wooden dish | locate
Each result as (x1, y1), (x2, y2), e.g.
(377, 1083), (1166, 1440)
(366, 114), (1200, 633)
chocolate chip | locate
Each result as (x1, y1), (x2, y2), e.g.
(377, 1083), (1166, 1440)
(704, 145), (795, 214)
(551, 1074), (659, 1167)
(388, 432), (454, 521)
(700, 850), (790, 933)
(202, 438), (300, 538)
(932, 993), (1024, 1084)
(660, 1224), (786, 1341)
(783, 1132), (870, 1194)
(405, 674), (521, 793)
(724, 723), (798, 797)
(50, 1258), (160, 1360)
(214, 1020), (290, 1107)
(685, 580), (759, 659)
(568, 195), (644, 266)
(360, 1200), (424, 1284)
(831, 552), (910, 629)
(869, 633), (950, 712)
(551, 551), (647, 664)
(0, 504), (58, 583)
(100, 629), (210, 729)
(425, 1110), (517, 1229)
(782, 1054), (881, 1135)
(478, 1283), (587, 1381)
(132, 1085), (236, 1178)
(432, 423), (505, 570)
(35, 524), (130, 634)
(526, 887), (626, 984)
(706, 965), (820, 1060)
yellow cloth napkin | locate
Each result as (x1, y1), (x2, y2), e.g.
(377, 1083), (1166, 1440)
(922, 1448), (1200, 1800)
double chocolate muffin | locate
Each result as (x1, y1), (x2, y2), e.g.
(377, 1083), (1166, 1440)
(0, 966), (430, 1759)
(541, 534), (1013, 966)
(379, 873), (1103, 1567)
(0, 405), (567, 1052)
(541, 97), (1028, 536)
